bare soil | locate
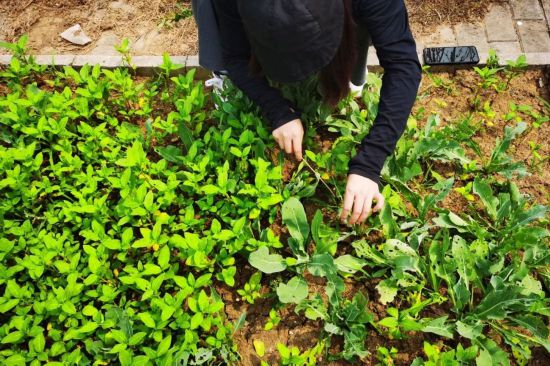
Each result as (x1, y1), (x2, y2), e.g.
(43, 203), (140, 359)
(406, 0), (507, 29)
(413, 68), (550, 207)
(0, 0), (198, 55)
(0, 0), (505, 55)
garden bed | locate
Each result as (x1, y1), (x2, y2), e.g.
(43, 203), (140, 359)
(225, 66), (550, 365)
(0, 41), (549, 366)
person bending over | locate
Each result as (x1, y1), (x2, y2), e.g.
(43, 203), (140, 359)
(192, 0), (422, 225)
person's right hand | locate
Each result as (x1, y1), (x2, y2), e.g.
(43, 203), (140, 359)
(272, 119), (304, 161)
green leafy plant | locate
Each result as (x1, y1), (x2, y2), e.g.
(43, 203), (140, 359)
(0, 38), (548, 366)
(276, 342), (324, 366)
(237, 272), (262, 304)
(264, 309), (281, 331)
(376, 346), (398, 366)
(114, 38), (134, 69)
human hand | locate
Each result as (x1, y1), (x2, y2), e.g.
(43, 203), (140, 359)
(340, 174), (385, 225)
(272, 119), (304, 161)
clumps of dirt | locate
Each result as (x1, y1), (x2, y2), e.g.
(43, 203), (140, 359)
(405, 0), (507, 31)
(413, 68), (550, 206)
(530, 348), (550, 366)
(215, 260), (324, 366)
(0, 0), (198, 55)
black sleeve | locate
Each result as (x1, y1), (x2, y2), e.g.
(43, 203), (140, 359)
(211, 0), (300, 130)
(349, 0), (422, 184)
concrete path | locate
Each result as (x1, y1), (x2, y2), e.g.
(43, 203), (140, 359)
(414, 1), (550, 65)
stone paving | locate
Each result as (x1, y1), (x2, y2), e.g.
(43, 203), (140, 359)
(417, 0), (550, 64)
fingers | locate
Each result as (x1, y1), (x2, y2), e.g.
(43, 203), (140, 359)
(357, 195), (373, 224)
(341, 175), (384, 225)
(340, 190), (354, 223)
(272, 133), (295, 157)
(348, 195), (365, 225)
(292, 135), (303, 161)
(283, 137), (293, 155)
(272, 119), (303, 161)
(373, 192), (385, 212)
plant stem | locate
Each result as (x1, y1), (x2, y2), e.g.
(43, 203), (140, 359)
(302, 158), (341, 200)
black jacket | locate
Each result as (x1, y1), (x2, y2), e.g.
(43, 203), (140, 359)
(212, 0), (422, 184)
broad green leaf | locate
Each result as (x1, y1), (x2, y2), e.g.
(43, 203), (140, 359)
(453, 277), (470, 312)
(473, 178), (498, 220)
(128, 332), (147, 346)
(248, 246), (287, 274)
(276, 276), (308, 304)
(190, 312), (203, 329)
(62, 302), (77, 315)
(78, 322), (98, 334)
(307, 253), (337, 278)
(0, 299), (19, 313)
(296, 295), (328, 321)
(282, 197), (309, 248)
(31, 333), (45, 353)
(510, 315), (549, 339)
(343, 292), (372, 324)
(88, 253), (101, 273)
(311, 210), (323, 245)
(476, 338), (510, 366)
(308, 253), (343, 304)
(157, 245), (170, 269)
(1, 331), (24, 344)
(324, 322), (342, 335)
(334, 255), (367, 274)
(4, 354), (26, 366)
(116, 141), (147, 167)
(198, 290), (209, 312)
(161, 306), (175, 322)
(82, 305), (98, 317)
(157, 335), (171, 356)
(378, 317), (399, 328)
(0, 238), (14, 253)
(473, 285), (529, 320)
(343, 325), (369, 360)
(421, 316), (454, 338)
(456, 320), (484, 340)
(376, 280), (398, 305)
(517, 274), (544, 297)
(103, 239), (121, 250)
(178, 120), (193, 152)
(119, 349), (133, 366)
(138, 312), (156, 328)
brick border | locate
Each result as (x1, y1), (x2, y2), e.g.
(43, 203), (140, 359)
(1, 51), (549, 77)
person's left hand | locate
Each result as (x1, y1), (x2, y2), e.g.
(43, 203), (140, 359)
(340, 174), (385, 225)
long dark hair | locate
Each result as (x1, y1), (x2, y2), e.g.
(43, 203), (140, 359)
(319, 0), (357, 106)
(249, 0), (357, 106)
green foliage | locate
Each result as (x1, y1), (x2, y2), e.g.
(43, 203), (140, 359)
(264, 309), (281, 331)
(276, 342), (324, 366)
(237, 272), (262, 304)
(0, 39), (548, 365)
(376, 346), (398, 366)
(0, 45), (287, 364)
